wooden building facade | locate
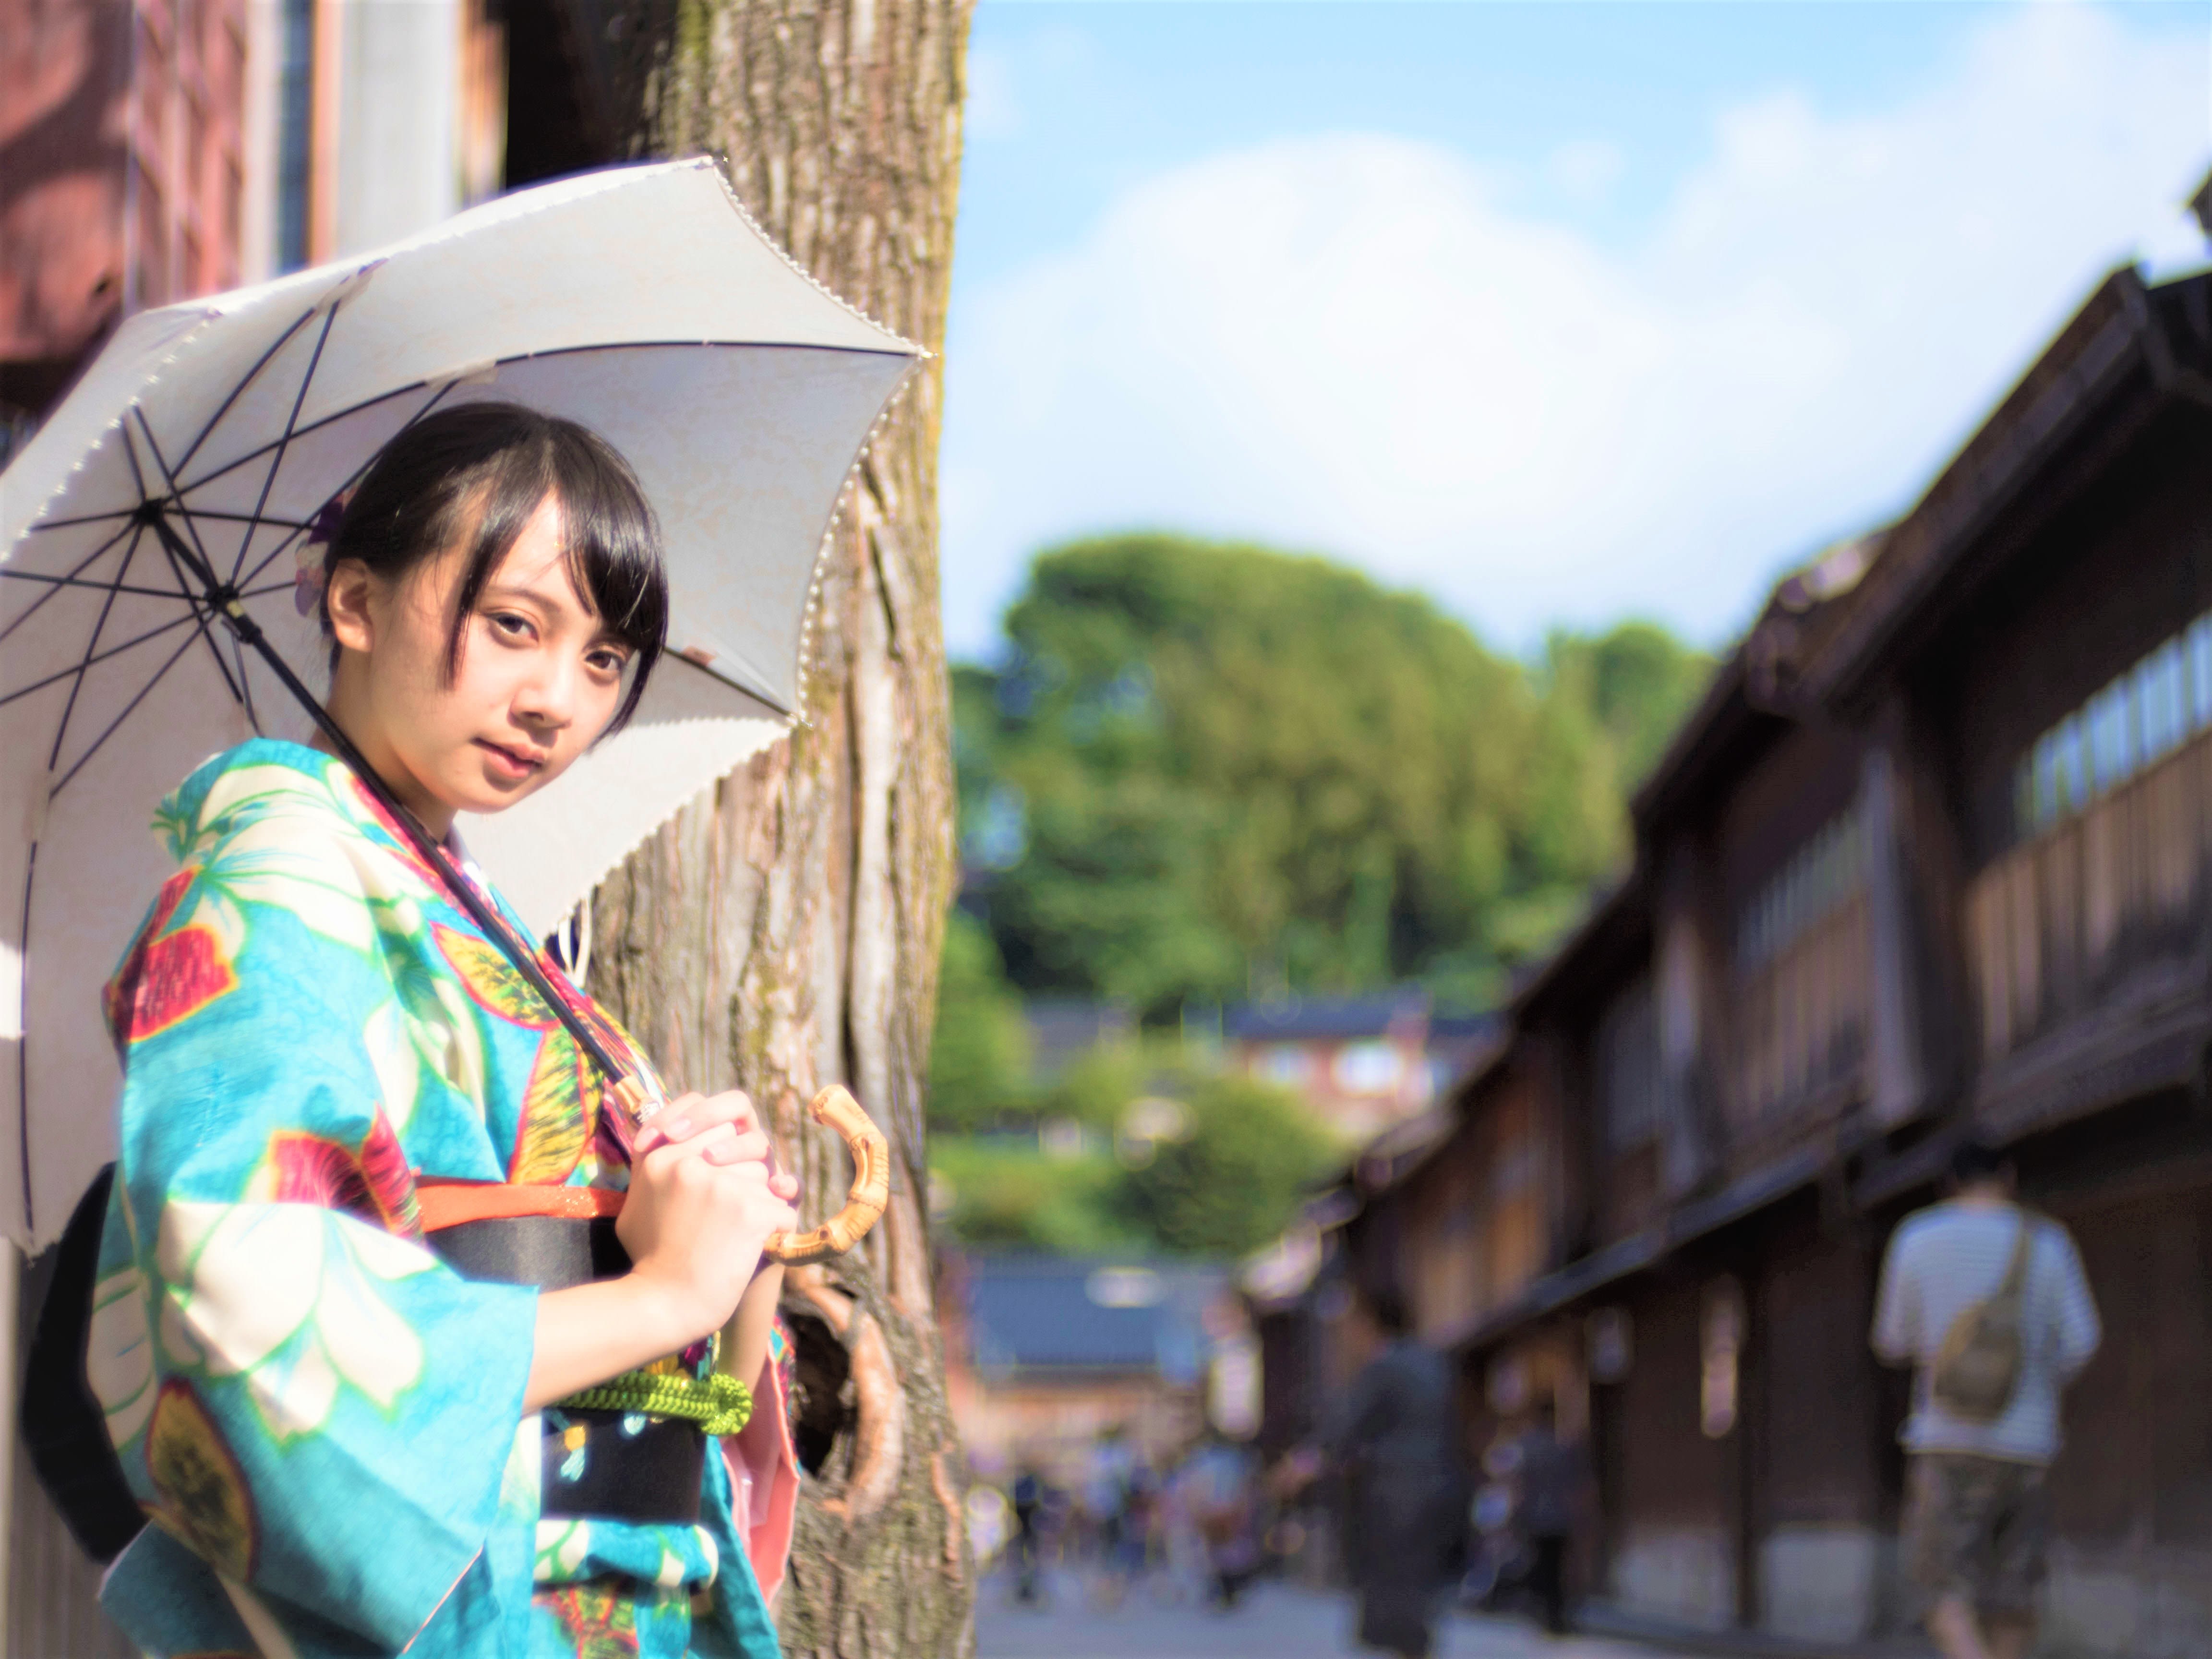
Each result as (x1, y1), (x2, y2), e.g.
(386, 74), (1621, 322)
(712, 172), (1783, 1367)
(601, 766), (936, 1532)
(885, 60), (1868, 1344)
(1320, 258), (2212, 1656)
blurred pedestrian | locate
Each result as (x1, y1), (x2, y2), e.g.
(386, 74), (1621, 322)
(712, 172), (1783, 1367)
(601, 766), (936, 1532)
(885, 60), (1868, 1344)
(1083, 1426), (1139, 1607)
(1179, 1432), (1262, 1608)
(1327, 1286), (1467, 1659)
(1509, 1401), (1585, 1637)
(967, 1481), (1012, 1572)
(1462, 1443), (1526, 1614)
(1124, 1462), (1164, 1587)
(1873, 1140), (2101, 1659)
(1010, 1465), (1047, 1606)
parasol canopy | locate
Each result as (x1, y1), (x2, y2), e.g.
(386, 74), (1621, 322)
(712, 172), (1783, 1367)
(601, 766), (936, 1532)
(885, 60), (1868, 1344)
(0, 158), (920, 1248)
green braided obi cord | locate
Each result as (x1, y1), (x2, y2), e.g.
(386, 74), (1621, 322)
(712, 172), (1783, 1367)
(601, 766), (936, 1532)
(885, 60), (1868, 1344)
(558, 1369), (753, 1436)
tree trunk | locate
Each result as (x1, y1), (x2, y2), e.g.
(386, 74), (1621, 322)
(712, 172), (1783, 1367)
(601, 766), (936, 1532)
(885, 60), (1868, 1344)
(593, 3), (974, 1654)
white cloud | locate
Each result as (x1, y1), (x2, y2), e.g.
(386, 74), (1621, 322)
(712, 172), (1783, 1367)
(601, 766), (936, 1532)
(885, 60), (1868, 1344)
(939, 4), (2209, 657)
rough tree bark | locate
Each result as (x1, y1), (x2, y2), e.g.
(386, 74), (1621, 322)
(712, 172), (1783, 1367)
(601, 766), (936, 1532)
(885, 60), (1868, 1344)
(592, 3), (974, 1654)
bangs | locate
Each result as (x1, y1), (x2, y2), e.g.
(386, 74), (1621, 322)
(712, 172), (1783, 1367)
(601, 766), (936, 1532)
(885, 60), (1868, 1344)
(439, 416), (668, 733)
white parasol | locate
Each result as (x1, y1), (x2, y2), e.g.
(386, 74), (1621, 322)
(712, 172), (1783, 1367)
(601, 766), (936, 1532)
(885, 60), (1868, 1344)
(0, 159), (920, 1249)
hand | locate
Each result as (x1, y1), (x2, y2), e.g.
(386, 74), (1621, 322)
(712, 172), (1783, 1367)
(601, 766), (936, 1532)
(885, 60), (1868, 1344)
(617, 1090), (799, 1343)
(635, 1089), (803, 1201)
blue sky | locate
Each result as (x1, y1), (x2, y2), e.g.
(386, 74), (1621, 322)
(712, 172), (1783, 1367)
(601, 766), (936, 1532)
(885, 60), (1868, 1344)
(937, 1), (2212, 660)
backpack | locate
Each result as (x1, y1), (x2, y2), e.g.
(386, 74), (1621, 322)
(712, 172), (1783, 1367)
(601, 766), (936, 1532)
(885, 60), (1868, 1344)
(1930, 1208), (2036, 1422)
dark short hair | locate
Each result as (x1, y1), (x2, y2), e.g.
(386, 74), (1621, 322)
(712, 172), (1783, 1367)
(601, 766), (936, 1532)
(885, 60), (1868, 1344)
(323, 402), (666, 731)
(1947, 1139), (2010, 1188)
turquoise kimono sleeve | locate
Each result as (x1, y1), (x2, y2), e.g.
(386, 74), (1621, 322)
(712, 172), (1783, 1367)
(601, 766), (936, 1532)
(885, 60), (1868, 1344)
(89, 837), (540, 1652)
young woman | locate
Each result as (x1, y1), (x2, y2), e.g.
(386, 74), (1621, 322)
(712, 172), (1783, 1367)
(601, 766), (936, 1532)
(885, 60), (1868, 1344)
(85, 404), (803, 1658)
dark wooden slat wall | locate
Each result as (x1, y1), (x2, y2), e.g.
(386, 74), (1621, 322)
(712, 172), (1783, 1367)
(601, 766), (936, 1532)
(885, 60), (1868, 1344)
(1968, 729), (2212, 1070)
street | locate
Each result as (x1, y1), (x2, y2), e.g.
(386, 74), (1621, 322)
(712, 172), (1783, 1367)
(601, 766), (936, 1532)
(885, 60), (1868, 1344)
(973, 1572), (1710, 1659)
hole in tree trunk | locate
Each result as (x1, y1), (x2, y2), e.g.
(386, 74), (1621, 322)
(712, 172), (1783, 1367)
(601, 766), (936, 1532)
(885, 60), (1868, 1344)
(783, 1307), (855, 1477)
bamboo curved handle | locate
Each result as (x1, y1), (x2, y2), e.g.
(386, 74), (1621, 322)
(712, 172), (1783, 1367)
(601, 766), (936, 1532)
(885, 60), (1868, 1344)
(762, 1085), (891, 1265)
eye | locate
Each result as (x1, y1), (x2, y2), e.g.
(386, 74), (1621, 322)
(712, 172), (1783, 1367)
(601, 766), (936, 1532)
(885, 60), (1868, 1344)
(487, 611), (533, 640)
(587, 647), (631, 677)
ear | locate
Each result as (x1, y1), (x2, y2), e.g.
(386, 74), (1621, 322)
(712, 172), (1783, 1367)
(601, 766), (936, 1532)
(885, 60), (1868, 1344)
(325, 560), (377, 655)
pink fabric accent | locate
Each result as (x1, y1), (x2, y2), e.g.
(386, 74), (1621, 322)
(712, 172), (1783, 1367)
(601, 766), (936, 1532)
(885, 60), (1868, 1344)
(721, 1354), (798, 1605)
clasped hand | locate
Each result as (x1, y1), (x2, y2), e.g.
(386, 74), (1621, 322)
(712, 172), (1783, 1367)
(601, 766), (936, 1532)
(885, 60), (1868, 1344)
(524, 1088), (798, 1412)
(618, 1089), (800, 1339)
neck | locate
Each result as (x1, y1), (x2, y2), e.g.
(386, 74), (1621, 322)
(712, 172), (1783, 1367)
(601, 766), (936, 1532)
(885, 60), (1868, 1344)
(1954, 1183), (2011, 1209)
(308, 707), (454, 842)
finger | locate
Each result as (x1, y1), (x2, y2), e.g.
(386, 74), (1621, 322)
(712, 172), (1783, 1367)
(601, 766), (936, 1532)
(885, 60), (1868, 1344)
(769, 1170), (801, 1201)
(666, 1089), (755, 1138)
(634, 1091), (710, 1154)
(709, 1158), (779, 1211)
(647, 1093), (757, 1155)
(641, 1120), (740, 1174)
(743, 1186), (800, 1237)
(704, 1090), (757, 1133)
(755, 1137), (787, 1190)
(703, 1129), (773, 1168)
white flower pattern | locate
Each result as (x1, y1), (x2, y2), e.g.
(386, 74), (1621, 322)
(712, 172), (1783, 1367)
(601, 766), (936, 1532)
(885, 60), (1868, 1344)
(157, 1200), (436, 1440)
(185, 764), (419, 953)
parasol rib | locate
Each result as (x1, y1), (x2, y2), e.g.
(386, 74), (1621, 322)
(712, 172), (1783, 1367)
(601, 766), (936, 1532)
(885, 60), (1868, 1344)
(43, 522), (147, 771)
(26, 509), (317, 534)
(52, 629), (204, 796)
(145, 513), (247, 713)
(170, 306), (319, 482)
(230, 302), (341, 585)
(1, 517), (141, 644)
(0, 572), (203, 601)
(132, 412), (222, 581)
(0, 613), (200, 709)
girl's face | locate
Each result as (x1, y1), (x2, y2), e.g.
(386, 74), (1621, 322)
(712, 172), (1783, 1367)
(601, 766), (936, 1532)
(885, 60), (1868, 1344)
(324, 493), (634, 836)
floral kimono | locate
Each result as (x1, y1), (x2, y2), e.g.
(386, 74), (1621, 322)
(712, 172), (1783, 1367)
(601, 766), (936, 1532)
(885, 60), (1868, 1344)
(86, 739), (798, 1659)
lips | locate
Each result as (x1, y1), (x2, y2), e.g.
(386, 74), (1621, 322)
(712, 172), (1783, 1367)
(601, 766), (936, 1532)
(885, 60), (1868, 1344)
(474, 738), (547, 778)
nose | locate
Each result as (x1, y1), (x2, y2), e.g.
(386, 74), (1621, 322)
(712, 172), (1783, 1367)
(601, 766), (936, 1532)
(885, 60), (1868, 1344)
(511, 650), (578, 737)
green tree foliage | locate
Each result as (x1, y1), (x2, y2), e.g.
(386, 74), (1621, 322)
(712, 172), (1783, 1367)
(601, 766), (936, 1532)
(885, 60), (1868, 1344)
(1556, 618), (1714, 784)
(927, 1060), (1330, 1259)
(926, 910), (1032, 1132)
(1113, 1073), (1337, 1257)
(957, 535), (1709, 1015)
(929, 1137), (1134, 1255)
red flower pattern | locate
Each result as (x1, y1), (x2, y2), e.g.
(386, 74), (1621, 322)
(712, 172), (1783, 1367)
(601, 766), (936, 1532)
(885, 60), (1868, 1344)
(104, 870), (238, 1045)
(262, 1108), (421, 1236)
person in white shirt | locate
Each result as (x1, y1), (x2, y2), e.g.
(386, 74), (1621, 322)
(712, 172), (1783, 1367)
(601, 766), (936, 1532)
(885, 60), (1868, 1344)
(1872, 1141), (2101, 1659)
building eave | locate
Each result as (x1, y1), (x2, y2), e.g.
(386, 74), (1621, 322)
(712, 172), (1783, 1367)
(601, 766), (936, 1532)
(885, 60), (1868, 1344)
(1500, 871), (1654, 1032)
(1799, 266), (2186, 712)
(1627, 651), (1754, 834)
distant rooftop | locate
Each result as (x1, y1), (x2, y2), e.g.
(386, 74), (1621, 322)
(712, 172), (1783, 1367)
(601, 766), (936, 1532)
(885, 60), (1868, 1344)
(1022, 999), (1134, 1081)
(1425, 1011), (1503, 1094)
(1225, 992), (1430, 1043)
(959, 1255), (1229, 1382)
